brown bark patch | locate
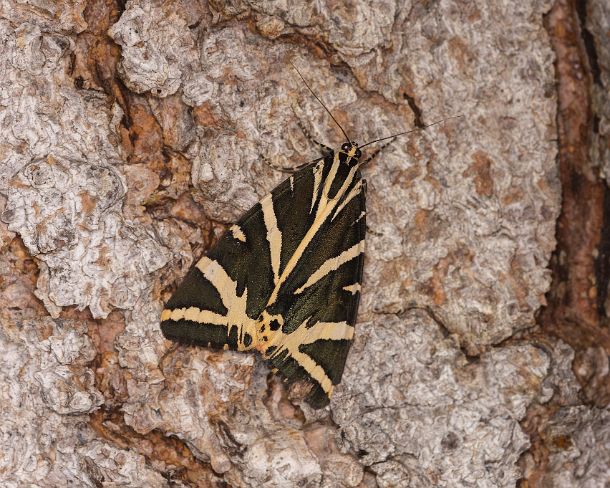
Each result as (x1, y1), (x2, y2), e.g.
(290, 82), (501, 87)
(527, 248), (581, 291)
(541, 0), (610, 353)
(465, 150), (495, 197)
(90, 409), (218, 486)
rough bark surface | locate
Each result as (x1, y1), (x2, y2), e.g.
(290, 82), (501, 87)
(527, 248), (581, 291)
(0, 0), (608, 487)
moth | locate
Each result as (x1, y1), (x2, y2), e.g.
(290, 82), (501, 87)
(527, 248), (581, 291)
(160, 64), (451, 408)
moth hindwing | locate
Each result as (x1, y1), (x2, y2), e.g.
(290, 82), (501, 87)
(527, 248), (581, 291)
(161, 142), (366, 408)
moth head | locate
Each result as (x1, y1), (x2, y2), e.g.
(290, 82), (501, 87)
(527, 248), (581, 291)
(340, 142), (362, 167)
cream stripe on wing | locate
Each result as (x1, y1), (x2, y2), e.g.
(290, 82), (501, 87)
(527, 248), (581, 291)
(301, 321), (355, 342)
(196, 256), (240, 307)
(332, 178), (363, 221)
(342, 283), (361, 295)
(293, 240), (365, 294)
(354, 210), (366, 224)
(195, 256), (256, 348)
(315, 155), (340, 221)
(310, 161), (324, 213)
(230, 224), (246, 242)
(261, 194), (282, 284)
(161, 307), (228, 325)
(292, 350), (333, 395)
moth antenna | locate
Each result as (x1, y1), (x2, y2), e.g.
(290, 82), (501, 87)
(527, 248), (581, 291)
(360, 114), (463, 149)
(290, 61), (352, 144)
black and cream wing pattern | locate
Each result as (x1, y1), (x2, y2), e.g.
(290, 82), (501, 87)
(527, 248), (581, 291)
(161, 146), (365, 408)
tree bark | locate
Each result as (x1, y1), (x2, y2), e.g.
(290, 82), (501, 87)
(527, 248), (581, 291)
(0, 0), (608, 486)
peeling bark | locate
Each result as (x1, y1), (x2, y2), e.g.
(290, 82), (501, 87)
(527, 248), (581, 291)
(0, 0), (608, 487)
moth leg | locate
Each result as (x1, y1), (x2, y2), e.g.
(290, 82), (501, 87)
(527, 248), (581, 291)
(361, 139), (395, 167)
(291, 105), (333, 158)
(290, 157), (325, 171)
(263, 155), (324, 174)
(366, 225), (383, 236)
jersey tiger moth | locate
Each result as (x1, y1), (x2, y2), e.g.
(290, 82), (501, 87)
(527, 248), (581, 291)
(160, 64), (454, 408)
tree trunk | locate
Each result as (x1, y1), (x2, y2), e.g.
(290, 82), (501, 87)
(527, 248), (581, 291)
(0, 0), (608, 486)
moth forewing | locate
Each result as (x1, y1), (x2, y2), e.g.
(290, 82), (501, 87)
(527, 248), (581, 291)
(161, 143), (366, 408)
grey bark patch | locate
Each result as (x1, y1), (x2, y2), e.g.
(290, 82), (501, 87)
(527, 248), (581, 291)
(4, 156), (169, 318)
(331, 312), (549, 486)
(537, 406), (610, 487)
(0, 319), (153, 486)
